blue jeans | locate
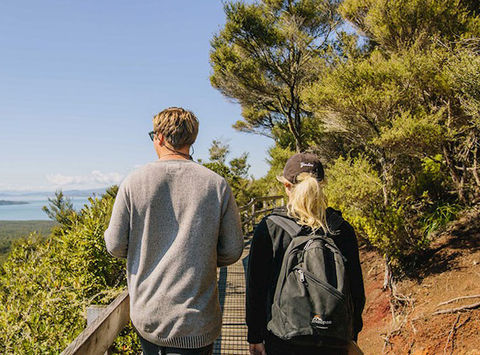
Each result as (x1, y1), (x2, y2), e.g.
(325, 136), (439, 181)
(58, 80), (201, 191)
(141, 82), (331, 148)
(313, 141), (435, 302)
(138, 335), (213, 355)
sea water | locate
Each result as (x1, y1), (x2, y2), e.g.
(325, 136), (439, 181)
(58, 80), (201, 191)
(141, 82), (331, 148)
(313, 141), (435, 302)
(0, 196), (92, 221)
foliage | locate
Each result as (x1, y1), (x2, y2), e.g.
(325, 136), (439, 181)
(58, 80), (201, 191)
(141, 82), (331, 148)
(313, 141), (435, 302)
(325, 155), (418, 262)
(0, 187), (141, 353)
(0, 220), (55, 263)
(258, 145), (295, 197)
(325, 152), (458, 267)
(202, 139), (264, 207)
(340, 0), (480, 52)
(329, 0), (480, 207)
(420, 202), (460, 238)
(210, 0), (341, 151)
(42, 190), (76, 227)
(292, 0), (480, 268)
(208, 139), (230, 164)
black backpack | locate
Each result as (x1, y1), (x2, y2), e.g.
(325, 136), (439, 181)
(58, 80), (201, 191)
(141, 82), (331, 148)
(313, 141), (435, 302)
(266, 213), (354, 346)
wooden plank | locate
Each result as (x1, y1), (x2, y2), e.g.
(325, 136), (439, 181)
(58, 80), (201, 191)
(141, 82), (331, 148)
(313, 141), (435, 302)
(252, 207), (275, 217)
(215, 246), (250, 355)
(61, 290), (130, 355)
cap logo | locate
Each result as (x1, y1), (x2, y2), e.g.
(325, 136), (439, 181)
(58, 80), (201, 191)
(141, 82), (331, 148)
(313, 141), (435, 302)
(300, 162), (314, 168)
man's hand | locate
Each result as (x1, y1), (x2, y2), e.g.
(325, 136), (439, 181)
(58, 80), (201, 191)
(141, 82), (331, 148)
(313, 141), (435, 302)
(249, 343), (266, 355)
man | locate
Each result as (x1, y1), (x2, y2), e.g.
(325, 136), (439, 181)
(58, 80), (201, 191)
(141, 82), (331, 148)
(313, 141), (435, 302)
(104, 107), (244, 355)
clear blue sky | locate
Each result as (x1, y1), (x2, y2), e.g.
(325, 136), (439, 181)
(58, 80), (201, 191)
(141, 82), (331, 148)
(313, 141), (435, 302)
(0, 0), (271, 192)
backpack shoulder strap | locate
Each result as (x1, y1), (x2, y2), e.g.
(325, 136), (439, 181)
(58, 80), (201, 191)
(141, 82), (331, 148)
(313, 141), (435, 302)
(267, 214), (303, 238)
(325, 209), (344, 236)
(267, 209), (346, 240)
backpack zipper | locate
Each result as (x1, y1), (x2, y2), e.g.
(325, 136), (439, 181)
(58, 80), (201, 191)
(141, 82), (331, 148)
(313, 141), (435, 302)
(300, 268), (345, 301)
(296, 269), (306, 283)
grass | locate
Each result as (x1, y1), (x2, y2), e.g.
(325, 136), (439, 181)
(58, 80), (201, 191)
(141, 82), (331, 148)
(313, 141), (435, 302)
(0, 220), (56, 262)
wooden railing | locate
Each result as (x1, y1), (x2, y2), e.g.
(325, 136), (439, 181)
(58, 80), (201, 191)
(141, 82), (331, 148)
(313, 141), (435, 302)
(239, 195), (284, 234)
(61, 290), (129, 355)
(62, 195), (284, 354)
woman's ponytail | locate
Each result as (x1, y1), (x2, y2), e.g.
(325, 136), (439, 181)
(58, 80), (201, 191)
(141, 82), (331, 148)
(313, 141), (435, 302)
(286, 172), (329, 233)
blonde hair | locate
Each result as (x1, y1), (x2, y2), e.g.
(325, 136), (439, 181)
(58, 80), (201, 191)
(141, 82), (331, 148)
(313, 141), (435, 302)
(279, 172), (329, 233)
(153, 107), (199, 149)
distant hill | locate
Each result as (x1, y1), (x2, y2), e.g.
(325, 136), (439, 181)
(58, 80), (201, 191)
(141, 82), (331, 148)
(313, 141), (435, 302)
(0, 200), (29, 205)
(0, 187), (108, 199)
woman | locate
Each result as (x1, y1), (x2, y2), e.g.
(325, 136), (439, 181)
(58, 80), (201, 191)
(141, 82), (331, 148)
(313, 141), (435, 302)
(246, 153), (365, 355)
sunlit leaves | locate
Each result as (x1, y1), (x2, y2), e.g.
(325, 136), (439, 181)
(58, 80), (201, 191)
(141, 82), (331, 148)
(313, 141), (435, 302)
(0, 189), (140, 353)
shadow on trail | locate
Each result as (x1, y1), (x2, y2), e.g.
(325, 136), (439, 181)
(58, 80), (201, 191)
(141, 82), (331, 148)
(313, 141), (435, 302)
(401, 215), (480, 281)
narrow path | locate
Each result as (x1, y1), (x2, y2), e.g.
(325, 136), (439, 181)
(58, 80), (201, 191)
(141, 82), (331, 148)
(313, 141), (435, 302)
(214, 241), (251, 354)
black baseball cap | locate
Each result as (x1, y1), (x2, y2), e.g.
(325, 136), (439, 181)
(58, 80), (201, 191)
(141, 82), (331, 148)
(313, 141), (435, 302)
(281, 153), (324, 184)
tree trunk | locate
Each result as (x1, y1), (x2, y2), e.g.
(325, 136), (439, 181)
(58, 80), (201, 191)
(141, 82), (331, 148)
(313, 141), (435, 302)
(472, 143), (480, 193)
(295, 140), (302, 153)
(383, 256), (398, 296)
(379, 155), (391, 206)
(442, 145), (466, 203)
(286, 110), (303, 152)
(378, 153), (398, 292)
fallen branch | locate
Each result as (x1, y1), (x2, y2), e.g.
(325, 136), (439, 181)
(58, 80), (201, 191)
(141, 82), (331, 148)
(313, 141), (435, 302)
(443, 314), (460, 355)
(437, 294), (480, 307)
(444, 314), (471, 355)
(381, 333), (396, 354)
(455, 315), (472, 332)
(433, 301), (480, 315)
(382, 294), (415, 354)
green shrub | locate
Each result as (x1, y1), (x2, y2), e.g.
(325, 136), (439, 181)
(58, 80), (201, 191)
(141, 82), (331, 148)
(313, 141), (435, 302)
(325, 155), (430, 264)
(0, 189), (140, 353)
(421, 203), (460, 238)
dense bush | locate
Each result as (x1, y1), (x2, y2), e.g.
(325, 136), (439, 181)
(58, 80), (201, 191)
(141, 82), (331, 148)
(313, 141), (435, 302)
(0, 188), (141, 353)
(325, 156), (413, 261)
(0, 220), (55, 263)
(325, 152), (463, 273)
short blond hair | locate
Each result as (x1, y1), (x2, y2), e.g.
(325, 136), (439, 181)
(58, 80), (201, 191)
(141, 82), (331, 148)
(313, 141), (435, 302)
(153, 107), (199, 149)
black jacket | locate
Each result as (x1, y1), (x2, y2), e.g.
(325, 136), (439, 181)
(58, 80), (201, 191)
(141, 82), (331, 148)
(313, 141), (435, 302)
(245, 207), (366, 344)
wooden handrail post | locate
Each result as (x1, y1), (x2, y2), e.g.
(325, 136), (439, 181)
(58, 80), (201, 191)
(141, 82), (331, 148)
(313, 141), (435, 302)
(62, 290), (129, 355)
(251, 203), (255, 232)
(238, 196), (284, 234)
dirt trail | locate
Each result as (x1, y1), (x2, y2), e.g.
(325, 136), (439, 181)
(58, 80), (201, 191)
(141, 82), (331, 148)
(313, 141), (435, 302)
(357, 210), (480, 354)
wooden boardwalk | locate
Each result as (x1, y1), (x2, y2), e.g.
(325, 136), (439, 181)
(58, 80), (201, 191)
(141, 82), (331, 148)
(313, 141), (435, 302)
(214, 241), (251, 354)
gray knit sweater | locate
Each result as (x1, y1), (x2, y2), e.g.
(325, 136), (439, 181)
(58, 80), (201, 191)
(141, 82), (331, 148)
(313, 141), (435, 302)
(104, 159), (244, 348)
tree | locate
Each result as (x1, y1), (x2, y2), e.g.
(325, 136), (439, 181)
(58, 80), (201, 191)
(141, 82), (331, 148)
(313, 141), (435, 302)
(301, 0), (480, 288)
(42, 190), (76, 227)
(208, 139), (230, 164)
(340, 0), (479, 52)
(334, 0), (480, 204)
(445, 47), (480, 200)
(230, 152), (251, 178)
(210, 0), (342, 151)
(203, 140), (258, 206)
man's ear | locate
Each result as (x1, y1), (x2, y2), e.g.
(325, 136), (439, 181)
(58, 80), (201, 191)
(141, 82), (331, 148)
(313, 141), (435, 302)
(156, 132), (165, 146)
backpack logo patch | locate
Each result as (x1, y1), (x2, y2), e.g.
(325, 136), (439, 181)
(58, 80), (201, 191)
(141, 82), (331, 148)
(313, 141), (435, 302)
(311, 315), (332, 329)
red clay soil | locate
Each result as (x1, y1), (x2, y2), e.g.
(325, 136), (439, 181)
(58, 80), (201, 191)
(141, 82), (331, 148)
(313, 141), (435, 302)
(357, 248), (393, 354)
(357, 208), (480, 354)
